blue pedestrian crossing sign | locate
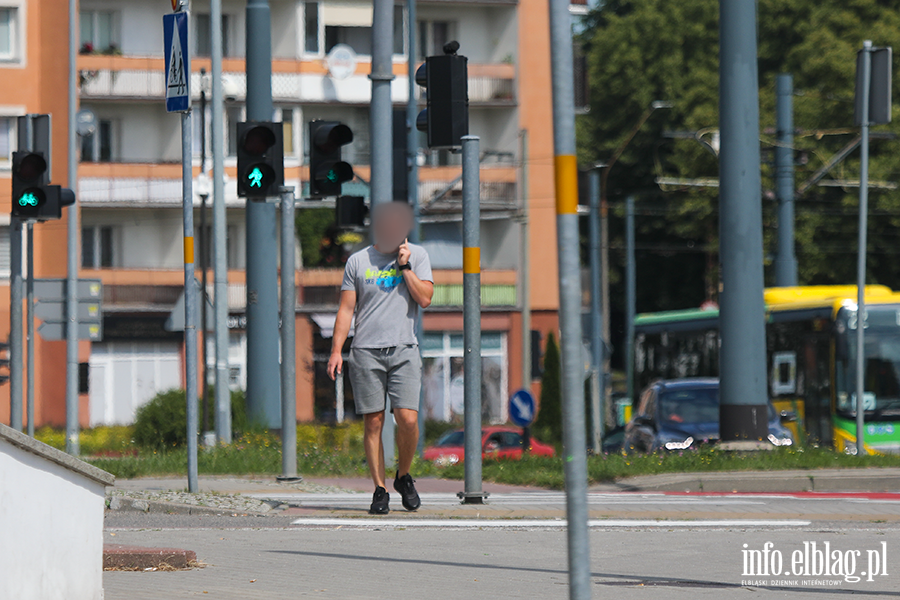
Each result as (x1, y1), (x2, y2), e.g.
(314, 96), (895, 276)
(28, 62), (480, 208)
(163, 12), (190, 113)
(509, 389), (537, 427)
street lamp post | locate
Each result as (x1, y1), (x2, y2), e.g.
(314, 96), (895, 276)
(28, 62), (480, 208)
(598, 101), (671, 423)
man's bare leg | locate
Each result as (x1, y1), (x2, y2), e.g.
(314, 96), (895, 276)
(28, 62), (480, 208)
(394, 408), (419, 477)
(364, 411), (386, 488)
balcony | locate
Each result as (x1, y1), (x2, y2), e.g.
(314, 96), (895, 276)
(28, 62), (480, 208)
(77, 162), (518, 212)
(77, 55), (515, 106)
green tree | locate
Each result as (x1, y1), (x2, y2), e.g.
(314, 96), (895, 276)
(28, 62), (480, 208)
(579, 0), (900, 366)
(534, 333), (562, 446)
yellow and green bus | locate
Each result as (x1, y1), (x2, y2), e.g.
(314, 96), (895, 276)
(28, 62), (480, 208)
(633, 285), (900, 454)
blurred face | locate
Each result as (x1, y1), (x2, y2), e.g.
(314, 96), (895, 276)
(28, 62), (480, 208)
(372, 202), (413, 251)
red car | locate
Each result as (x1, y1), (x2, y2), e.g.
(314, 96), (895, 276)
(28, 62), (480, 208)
(423, 426), (556, 465)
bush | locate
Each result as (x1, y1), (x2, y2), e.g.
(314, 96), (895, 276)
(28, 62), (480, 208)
(533, 332), (562, 447)
(133, 388), (249, 450)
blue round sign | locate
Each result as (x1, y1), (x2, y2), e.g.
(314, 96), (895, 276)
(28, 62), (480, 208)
(509, 389), (537, 427)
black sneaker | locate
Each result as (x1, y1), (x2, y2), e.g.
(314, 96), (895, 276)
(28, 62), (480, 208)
(394, 472), (421, 511)
(369, 486), (390, 515)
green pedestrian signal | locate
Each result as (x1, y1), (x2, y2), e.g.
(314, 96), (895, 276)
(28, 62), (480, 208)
(308, 120), (354, 198)
(248, 167), (264, 188)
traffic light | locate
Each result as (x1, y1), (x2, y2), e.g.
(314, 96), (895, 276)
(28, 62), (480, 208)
(415, 42), (468, 149)
(236, 121), (284, 198)
(10, 151), (71, 221)
(335, 196), (367, 228)
(308, 120), (353, 198)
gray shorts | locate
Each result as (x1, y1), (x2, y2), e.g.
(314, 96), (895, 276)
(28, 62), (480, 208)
(348, 345), (422, 414)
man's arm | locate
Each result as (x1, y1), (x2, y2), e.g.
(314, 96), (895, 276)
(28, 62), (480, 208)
(401, 270), (433, 309)
(397, 239), (434, 309)
(327, 289), (356, 380)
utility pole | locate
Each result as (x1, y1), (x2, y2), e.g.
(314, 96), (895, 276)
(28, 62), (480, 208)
(65, 0), (80, 453)
(519, 130), (531, 400)
(210, 0), (231, 443)
(371, 0), (396, 465)
(460, 135), (486, 504)
(717, 0), (769, 442)
(406, 0), (427, 457)
(588, 167), (602, 451)
(548, 0), (591, 596)
(245, 0), (282, 428)
(855, 41), (873, 456)
(279, 186), (299, 481)
(774, 74), (798, 287)
(625, 195), (636, 408)
(199, 68), (210, 433)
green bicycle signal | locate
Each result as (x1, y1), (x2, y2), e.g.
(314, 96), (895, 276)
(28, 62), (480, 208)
(18, 193), (39, 207)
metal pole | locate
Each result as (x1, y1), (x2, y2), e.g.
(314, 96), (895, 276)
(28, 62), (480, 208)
(279, 186), (299, 480)
(460, 135), (486, 504)
(336, 372), (345, 423)
(9, 219), (22, 432)
(199, 71), (210, 434)
(65, 0), (80, 455)
(625, 195), (636, 409)
(774, 73), (798, 287)
(718, 0), (769, 441)
(26, 224), (34, 437)
(856, 41), (873, 456)
(371, 0), (396, 465)
(406, 0), (426, 457)
(519, 130), (531, 396)
(588, 168), (602, 451)
(549, 0), (591, 595)
(245, 0), (282, 428)
(210, 0), (231, 443)
(182, 109), (199, 493)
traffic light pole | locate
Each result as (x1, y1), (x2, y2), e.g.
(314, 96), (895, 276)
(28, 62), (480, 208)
(181, 108), (199, 494)
(66, 0), (80, 455)
(718, 0), (769, 442)
(371, 0), (396, 465)
(26, 224), (34, 437)
(856, 41), (873, 456)
(459, 135), (486, 504)
(245, 0), (282, 429)
(9, 219), (22, 432)
(279, 186), (299, 481)
(549, 0), (591, 595)
(210, 0), (231, 444)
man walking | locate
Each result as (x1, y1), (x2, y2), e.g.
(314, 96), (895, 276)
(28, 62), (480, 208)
(327, 201), (433, 514)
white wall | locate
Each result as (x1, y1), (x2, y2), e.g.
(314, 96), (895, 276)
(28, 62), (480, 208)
(0, 443), (106, 600)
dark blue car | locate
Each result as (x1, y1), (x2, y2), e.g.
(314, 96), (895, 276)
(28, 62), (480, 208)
(623, 378), (794, 453)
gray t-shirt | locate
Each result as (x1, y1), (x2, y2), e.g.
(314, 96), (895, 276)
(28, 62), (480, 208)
(341, 243), (433, 348)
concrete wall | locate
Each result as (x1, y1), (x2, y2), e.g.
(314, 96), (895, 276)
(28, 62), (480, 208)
(0, 440), (107, 600)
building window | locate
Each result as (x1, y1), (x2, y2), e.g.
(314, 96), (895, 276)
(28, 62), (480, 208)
(418, 20), (453, 59)
(281, 108), (294, 156)
(0, 224), (10, 279)
(226, 106), (243, 157)
(304, 2), (319, 54)
(80, 10), (119, 54)
(0, 117), (15, 163)
(82, 226), (115, 268)
(0, 7), (19, 61)
(310, 2), (405, 57)
(194, 13), (231, 57)
(421, 331), (507, 423)
(80, 119), (115, 162)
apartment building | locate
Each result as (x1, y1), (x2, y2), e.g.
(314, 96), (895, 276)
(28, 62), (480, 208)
(0, 0), (574, 429)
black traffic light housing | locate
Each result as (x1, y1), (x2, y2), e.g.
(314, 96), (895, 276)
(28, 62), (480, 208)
(415, 42), (468, 149)
(308, 120), (354, 198)
(236, 121), (284, 198)
(335, 196), (367, 229)
(11, 151), (74, 221)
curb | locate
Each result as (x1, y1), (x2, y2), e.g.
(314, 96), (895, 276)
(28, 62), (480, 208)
(592, 469), (900, 493)
(106, 496), (272, 516)
(104, 544), (197, 570)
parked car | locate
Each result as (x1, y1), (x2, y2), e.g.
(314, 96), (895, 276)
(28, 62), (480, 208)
(623, 378), (795, 453)
(423, 426), (556, 465)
